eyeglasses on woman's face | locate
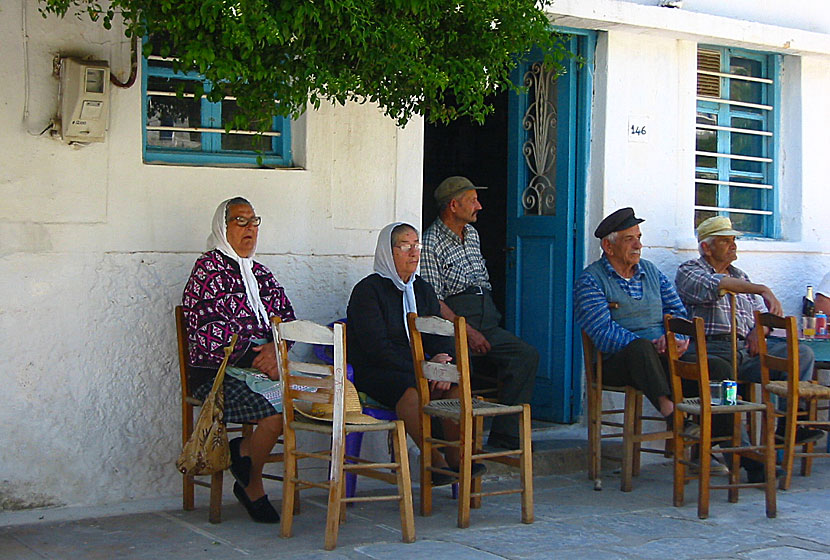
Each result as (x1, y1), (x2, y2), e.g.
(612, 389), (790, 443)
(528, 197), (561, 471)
(394, 242), (423, 253)
(228, 216), (262, 228)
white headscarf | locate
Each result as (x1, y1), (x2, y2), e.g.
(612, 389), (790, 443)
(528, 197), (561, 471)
(206, 198), (270, 327)
(374, 222), (419, 338)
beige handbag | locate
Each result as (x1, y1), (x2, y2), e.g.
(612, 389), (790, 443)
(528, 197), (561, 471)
(176, 335), (237, 476)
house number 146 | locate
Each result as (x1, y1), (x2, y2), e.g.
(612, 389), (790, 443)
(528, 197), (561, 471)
(628, 117), (650, 143)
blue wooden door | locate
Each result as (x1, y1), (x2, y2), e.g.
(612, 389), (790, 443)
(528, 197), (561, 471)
(505, 33), (593, 422)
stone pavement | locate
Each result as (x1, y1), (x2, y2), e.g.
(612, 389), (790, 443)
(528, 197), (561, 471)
(5, 442), (830, 560)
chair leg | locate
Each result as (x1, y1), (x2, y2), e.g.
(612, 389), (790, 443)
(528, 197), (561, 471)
(697, 419), (711, 520)
(344, 432), (364, 499)
(672, 418), (685, 508)
(183, 474), (195, 512)
(632, 392), (643, 476)
(420, 414), (433, 517)
(779, 403), (798, 491)
(182, 407), (195, 512)
(324, 435), (347, 551)
(324, 475), (344, 551)
(728, 414), (741, 504)
(281, 434), (298, 539)
(587, 383), (601, 482)
(391, 420), (416, 543)
(620, 388), (636, 492)
(470, 416), (484, 510)
(457, 416), (473, 529)
(208, 471), (223, 524)
(801, 400), (818, 477)
(519, 404), (534, 524)
(763, 406), (777, 518)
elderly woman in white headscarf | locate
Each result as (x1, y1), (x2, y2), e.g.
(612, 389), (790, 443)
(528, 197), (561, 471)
(182, 197), (295, 523)
(347, 223), (485, 485)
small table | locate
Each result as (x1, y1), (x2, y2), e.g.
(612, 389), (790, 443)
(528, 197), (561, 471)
(798, 335), (830, 370)
(793, 336), (830, 451)
(769, 334), (830, 370)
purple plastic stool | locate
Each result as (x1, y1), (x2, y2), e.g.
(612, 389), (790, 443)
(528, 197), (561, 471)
(314, 320), (457, 500)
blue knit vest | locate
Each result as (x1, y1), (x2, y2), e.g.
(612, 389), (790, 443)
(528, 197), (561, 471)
(585, 258), (665, 341)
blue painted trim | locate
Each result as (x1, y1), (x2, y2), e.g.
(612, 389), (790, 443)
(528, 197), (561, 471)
(696, 45), (778, 238)
(569, 31), (596, 421)
(505, 30), (596, 422)
(770, 53), (782, 239)
(141, 51), (292, 167)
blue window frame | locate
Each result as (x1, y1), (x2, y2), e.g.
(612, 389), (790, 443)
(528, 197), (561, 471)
(142, 51), (291, 167)
(695, 46), (779, 237)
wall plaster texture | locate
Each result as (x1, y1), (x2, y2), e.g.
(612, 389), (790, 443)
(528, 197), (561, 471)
(3, 0), (830, 513)
(1, 1), (423, 510)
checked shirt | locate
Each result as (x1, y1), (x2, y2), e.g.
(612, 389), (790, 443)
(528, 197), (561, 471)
(675, 257), (764, 338)
(421, 218), (492, 301)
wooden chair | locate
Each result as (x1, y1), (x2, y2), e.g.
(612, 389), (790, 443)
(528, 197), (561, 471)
(665, 314), (776, 519)
(407, 313), (533, 528)
(274, 318), (415, 550)
(581, 330), (672, 492)
(719, 289), (759, 444)
(175, 305), (285, 523)
(755, 311), (830, 490)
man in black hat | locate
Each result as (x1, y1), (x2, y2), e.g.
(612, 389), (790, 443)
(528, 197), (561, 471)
(574, 209), (771, 479)
(574, 207), (688, 420)
(421, 176), (539, 450)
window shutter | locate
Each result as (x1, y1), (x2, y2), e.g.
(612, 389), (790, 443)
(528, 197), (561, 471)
(697, 49), (721, 97)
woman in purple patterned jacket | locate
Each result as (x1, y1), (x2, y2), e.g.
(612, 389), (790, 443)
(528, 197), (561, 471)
(182, 197), (295, 524)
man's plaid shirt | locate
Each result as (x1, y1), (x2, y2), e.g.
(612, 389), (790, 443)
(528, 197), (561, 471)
(421, 218), (491, 301)
(674, 257), (765, 338)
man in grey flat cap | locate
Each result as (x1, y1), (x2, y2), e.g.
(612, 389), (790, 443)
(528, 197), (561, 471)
(421, 176), (539, 450)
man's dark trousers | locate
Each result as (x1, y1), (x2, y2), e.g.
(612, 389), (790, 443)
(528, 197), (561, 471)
(444, 292), (539, 444)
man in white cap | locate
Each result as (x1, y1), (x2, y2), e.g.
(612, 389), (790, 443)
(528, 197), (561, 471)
(675, 216), (819, 443)
(421, 176), (539, 450)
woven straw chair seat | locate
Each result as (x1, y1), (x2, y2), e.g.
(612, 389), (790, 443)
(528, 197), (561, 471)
(677, 396), (766, 415)
(765, 380), (830, 399)
(423, 398), (524, 420)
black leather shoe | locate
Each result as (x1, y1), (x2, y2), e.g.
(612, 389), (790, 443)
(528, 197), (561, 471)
(229, 437), (252, 488)
(741, 458), (785, 484)
(431, 463), (487, 487)
(487, 433), (523, 450)
(233, 482), (279, 523)
(775, 425), (824, 445)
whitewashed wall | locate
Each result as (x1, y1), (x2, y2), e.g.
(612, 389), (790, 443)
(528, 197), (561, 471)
(550, 0), (830, 424)
(554, 0), (830, 314)
(0, 2), (422, 510)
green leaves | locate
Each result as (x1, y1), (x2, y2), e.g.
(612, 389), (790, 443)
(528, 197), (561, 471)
(39, 0), (570, 128)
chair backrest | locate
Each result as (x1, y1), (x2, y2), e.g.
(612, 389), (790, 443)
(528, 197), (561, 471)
(664, 314), (715, 406)
(175, 305), (196, 401)
(406, 313), (473, 409)
(580, 302), (620, 391)
(754, 311), (800, 390)
(581, 330), (601, 389)
(273, 317), (346, 479)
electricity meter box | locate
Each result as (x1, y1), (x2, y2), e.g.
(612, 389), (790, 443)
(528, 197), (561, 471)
(59, 58), (110, 143)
